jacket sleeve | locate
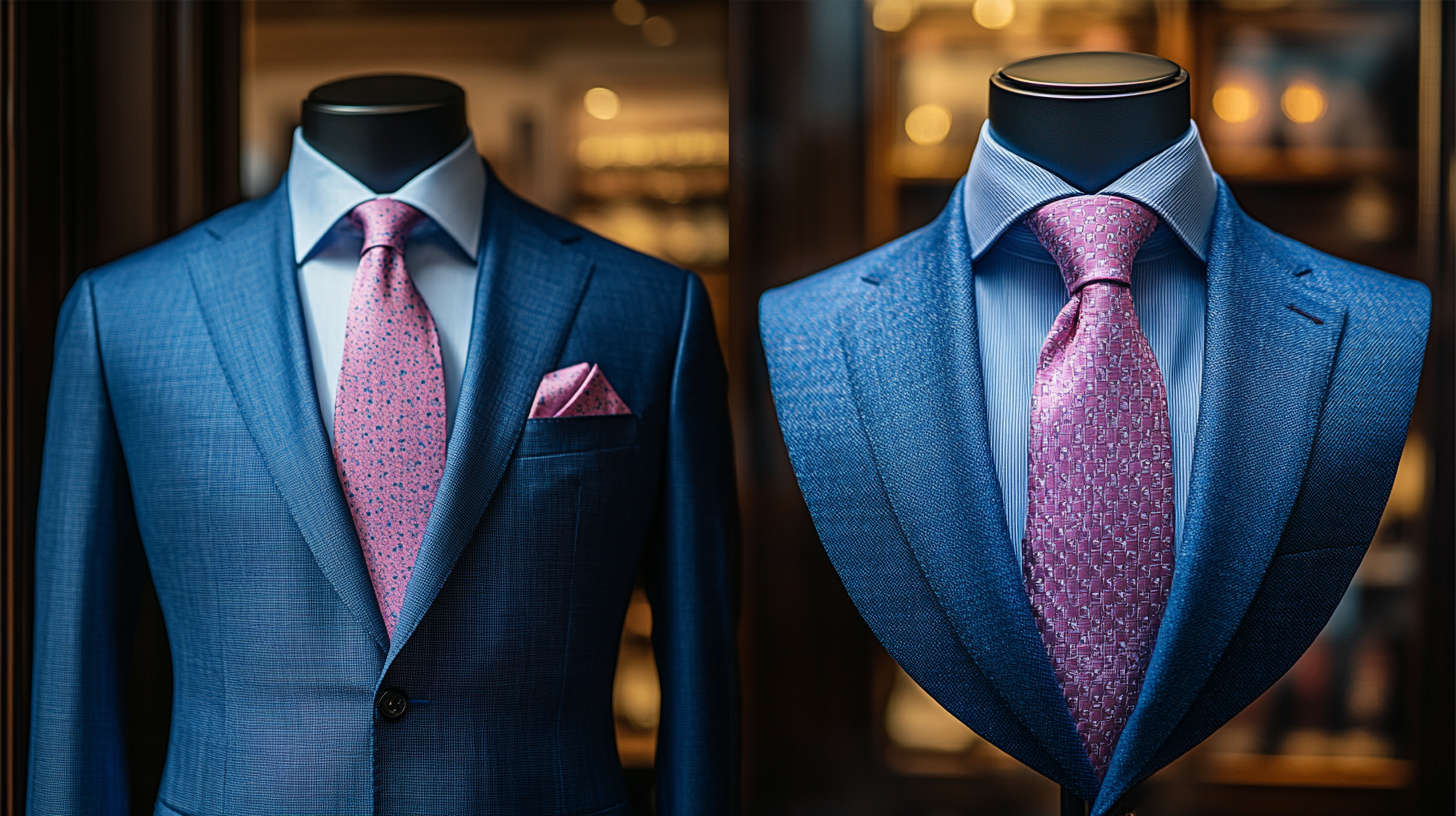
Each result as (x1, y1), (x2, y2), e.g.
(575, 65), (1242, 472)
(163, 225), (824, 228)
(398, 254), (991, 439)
(643, 272), (740, 814)
(29, 272), (143, 815)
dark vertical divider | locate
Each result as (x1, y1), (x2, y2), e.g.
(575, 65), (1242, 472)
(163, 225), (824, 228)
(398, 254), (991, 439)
(0, 3), (239, 812)
(729, 2), (883, 812)
(1414, 5), (1454, 813)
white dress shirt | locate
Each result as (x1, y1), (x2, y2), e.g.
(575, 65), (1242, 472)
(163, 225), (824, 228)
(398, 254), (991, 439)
(963, 121), (1217, 555)
(287, 127), (485, 441)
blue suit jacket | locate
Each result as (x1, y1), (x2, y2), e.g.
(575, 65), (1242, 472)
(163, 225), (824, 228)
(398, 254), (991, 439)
(759, 179), (1428, 815)
(30, 168), (738, 816)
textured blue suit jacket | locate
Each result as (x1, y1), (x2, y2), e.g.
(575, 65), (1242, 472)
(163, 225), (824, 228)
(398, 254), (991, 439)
(30, 167), (738, 815)
(759, 179), (1427, 815)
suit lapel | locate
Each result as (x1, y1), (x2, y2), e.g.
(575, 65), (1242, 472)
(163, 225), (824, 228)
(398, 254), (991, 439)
(186, 186), (390, 653)
(1096, 183), (1347, 812)
(839, 189), (1099, 795)
(383, 175), (593, 666)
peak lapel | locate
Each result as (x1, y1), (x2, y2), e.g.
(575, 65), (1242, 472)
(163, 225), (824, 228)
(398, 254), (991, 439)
(1095, 183), (1347, 814)
(839, 190), (1098, 795)
(383, 177), (593, 666)
(186, 186), (390, 653)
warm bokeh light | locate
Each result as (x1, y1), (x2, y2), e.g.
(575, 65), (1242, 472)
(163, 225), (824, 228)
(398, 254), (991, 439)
(1212, 83), (1258, 123)
(873, 0), (917, 32)
(1281, 80), (1327, 124)
(583, 86), (621, 120)
(642, 15), (676, 46)
(665, 220), (706, 263)
(972, 0), (1016, 30)
(612, 0), (646, 26)
(577, 130), (729, 169)
(1385, 432), (1427, 516)
(885, 668), (978, 752)
(651, 171), (688, 203)
(905, 103), (952, 146)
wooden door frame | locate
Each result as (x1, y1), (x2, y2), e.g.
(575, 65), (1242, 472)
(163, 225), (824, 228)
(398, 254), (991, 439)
(0, 2), (239, 811)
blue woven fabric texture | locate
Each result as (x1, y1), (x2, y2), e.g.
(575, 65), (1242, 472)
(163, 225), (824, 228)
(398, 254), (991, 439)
(30, 165), (738, 816)
(759, 177), (1428, 815)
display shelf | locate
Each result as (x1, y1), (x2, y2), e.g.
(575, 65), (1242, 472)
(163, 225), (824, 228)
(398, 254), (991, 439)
(890, 144), (975, 180)
(1207, 146), (1415, 183)
(613, 587), (660, 769)
(884, 742), (1039, 780)
(616, 731), (657, 770)
(1200, 752), (1413, 790)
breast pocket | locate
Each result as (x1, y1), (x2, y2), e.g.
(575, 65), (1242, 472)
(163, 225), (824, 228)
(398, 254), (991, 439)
(514, 414), (639, 458)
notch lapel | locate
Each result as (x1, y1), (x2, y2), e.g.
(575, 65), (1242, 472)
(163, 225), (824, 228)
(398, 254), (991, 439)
(186, 186), (390, 653)
(1095, 183), (1347, 813)
(839, 191), (1098, 795)
(383, 177), (593, 667)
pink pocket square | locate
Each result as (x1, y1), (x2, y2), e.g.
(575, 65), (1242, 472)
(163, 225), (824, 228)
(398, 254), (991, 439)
(529, 363), (632, 418)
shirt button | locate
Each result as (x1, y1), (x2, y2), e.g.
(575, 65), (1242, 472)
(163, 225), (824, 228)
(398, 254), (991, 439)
(376, 688), (409, 721)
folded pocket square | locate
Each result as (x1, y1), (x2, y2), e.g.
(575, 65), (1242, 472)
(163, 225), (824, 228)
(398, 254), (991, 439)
(529, 362), (632, 418)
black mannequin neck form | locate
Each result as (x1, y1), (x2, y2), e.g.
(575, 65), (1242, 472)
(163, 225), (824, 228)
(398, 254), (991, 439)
(987, 52), (1189, 192)
(301, 75), (469, 194)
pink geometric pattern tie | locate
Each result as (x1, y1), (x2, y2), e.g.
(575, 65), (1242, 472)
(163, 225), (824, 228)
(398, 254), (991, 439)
(332, 198), (446, 639)
(1021, 195), (1175, 778)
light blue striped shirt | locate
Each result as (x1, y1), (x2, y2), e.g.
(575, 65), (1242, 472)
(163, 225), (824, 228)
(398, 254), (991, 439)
(964, 121), (1215, 556)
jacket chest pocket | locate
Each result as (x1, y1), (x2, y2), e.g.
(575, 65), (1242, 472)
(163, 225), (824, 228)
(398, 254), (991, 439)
(494, 423), (648, 559)
(514, 414), (639, 458)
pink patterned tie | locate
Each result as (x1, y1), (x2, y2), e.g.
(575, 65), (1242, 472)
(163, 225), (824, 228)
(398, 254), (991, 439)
(332, 198), (446, 638)
(1021, 195), (1174, 778)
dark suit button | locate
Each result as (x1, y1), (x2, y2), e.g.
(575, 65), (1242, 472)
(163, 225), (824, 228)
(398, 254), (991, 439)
(376, 688), (408, 721)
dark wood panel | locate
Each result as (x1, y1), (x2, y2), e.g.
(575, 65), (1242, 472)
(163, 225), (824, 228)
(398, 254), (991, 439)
(729, 2), (886, 812)
(1412, 5), (1454, 813)
(0, 3), (239, 812)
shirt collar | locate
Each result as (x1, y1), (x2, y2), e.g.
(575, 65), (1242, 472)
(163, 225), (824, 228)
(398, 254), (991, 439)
(962, 120), (1217, 262)
(286, 127), (486, 263)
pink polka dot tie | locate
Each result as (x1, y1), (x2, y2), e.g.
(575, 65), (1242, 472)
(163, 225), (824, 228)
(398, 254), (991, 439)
(332, 198), (447, 639)
(1022, 195), (1174, 778)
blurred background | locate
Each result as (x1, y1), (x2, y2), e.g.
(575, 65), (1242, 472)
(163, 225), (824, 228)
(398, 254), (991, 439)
(0, 1), (1449, 815)
(732, 2), (1452, 815)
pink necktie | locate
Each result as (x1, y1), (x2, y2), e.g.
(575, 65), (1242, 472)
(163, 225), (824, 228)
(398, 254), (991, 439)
(1021, 195), (1174, 778)
(332, 198), (447, 638)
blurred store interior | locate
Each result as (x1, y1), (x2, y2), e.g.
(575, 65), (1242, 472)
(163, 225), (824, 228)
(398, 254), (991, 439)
(732, 1), (1451, 815)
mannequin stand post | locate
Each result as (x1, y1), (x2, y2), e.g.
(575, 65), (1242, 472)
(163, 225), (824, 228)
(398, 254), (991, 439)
(1060, 785), (1088, 816)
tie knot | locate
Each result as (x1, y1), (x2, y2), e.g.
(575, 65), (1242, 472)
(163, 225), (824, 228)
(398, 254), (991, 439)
(1025, 195), (1158, 293)
(349, 198), (426, 254)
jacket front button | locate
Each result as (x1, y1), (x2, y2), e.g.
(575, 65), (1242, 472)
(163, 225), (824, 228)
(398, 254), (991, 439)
(376, 688), (409, 721)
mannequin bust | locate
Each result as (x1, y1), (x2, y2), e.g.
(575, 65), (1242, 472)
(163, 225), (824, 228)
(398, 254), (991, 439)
(987, 51), (1189, 192)
(301, 74), (469, 194)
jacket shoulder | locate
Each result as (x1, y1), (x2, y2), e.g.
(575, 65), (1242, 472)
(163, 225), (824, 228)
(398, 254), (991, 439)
(760, 223), (937, 347)
(1235, 219), (1431, 431)
(502, 184), (693, 293)
(1254, 221), (1430, 330)
(84, 194), (276, 293)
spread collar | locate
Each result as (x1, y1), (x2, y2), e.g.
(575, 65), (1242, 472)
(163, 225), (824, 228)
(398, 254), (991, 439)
(962, 120), (1217, 262)
(286, 126), (486, 263)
